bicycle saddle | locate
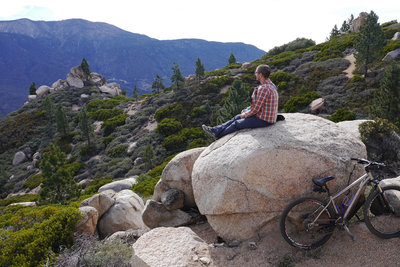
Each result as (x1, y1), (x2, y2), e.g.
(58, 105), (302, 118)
(312, 176), (335, 187)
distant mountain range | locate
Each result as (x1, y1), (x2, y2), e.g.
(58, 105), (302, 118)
(0, 18), (265, 116)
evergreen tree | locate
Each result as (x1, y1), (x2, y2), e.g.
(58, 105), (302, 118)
(78, 107), (94, 147)
(29, 82), (36, 95)
(56, 104), (69, 137)
(80, 58), (91, 76)
(152, 74), (165, 93)
(43, 96), (55, 118)
(370, 63), (400, 127)
(354, 11), (386, 77)
(39, 143), (80, 204)
(132, 85), (139, 100)
(228, 53), (237, 64)
(43, 96), (55, 135)
(340, 20), (350, 33)
(195, 57), (205, 80)
(0, 164), (8, 192)
(143, 144), (155, 170)
(214, 79), (250, 124)
(171, 62), (184, 90)
(329, 24), (340, 39)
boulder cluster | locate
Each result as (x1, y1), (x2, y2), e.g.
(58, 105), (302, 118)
(27, 65), (122, 103)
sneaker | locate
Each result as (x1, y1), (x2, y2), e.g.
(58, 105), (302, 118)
(202, 124), (216, 139)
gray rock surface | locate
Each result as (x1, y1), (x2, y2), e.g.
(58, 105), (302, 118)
(192, 113), (367, 241)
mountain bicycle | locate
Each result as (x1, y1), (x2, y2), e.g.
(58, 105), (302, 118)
(280, 158), (400, 250)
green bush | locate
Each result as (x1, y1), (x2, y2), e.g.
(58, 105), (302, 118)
(200, 76), (232, 94)
(103, 136), (116, 146)
(382, 40), (400, 54)
(79, 144), (96, 157)
(312, 34), (356, 61)
(82, 177), (113, 196)
(0, 205), (80, 267)
(277, 81), (288, 90)
(328, 108), (356, 122)
(23, 174), (42, 189)
(0, 194), (39, 206)
(88, 108), (123, 121)
(0, 111), (46, 153)
(190, 107), (207, 118)
(156, 118), (183, 136)
(187, 138), (207, 149)
(86, 99), (122, 112)
(154, 103), (183, 122)
(131, 174), (160, 197)
(359, 118), (399, 143)
(284, 92), (321, 112)
(162, 134), (186, 151)
(351, 74), (365, 83)
(107, 145), (127, 158)
(62, 162), (85, 176)
(266, 38), (315, 56)
(270, 72), (296, 84)
(101, 114), (128, 135)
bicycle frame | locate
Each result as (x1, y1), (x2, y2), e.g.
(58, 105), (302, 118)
(312, 172), (380, 225)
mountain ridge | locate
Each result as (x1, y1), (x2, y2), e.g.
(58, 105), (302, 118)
(0, 18), (265, 116)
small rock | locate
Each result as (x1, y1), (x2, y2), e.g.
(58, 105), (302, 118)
(199, 257), (211, 265)
(248, 241), (258, 250)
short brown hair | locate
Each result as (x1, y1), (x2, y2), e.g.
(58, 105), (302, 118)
(255, 65), (271, 78)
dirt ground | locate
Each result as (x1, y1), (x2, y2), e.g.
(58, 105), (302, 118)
(189, 220), (400, 267)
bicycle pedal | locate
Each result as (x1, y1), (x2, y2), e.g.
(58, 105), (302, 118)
(343, 225), (356, 241)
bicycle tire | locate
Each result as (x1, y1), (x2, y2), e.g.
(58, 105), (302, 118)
(280, 197), (335, 249)
(364, 185), (400, 239)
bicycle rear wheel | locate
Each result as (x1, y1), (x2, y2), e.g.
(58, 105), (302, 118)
(364, 185), (400, 239)
(280, 197), (335, 249)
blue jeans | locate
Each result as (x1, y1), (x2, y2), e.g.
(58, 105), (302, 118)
(212, 115), (272, 139)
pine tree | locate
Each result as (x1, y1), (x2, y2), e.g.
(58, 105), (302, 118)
(195, 57), (205, 81)
(340, 20), (350, 33)
(171, 62), (184, 90)
(370, 63), (400, 127)
(0, 164), (8, 191)
(152, 74), (165, 93)
(43, 96), (55, 135)
(329, 24), (340, 39)
(354, 11), (386, 77)
(214, 79), (250, 124)
(132, 85), (139, 100)
(228, 53), (237, 64)
(39, 143), (80, 204)
(80, 58), (91, 76)
(56, 104), (69, 137)
(78, 107), (94, 147)
(29, 82), (36, 95)
(143, 144), (155, 170)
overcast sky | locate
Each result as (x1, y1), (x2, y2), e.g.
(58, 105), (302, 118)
(0, 0), (399, 52)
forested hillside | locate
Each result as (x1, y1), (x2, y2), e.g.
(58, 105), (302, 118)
(0, 12), (399, 266)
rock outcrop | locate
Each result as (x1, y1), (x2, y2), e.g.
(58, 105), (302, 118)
(152, 147), (205, 209)
(98, 189), (148, 239)
(192, 113), (367, 240)
(131, 227), (212, 267)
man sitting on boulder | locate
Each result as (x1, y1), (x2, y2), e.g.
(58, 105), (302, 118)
(202, 64), (279, 139)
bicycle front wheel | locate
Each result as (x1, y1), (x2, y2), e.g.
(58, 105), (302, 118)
(280, 197), (335, 250)
(364, 185), (400, 239)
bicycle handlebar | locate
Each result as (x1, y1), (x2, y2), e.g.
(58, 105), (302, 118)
(350, 157), (386, 167)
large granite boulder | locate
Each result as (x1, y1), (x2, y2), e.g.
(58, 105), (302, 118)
(132, 227), (212, 267)
(97, 190), (148, 239)
(99, 83), (121, 96)
(76, 206), (98, 236)
(79, 192), (115, 218)
(98, 177), (137, 193)
(142, 200), (192, 229)
(192, 113), (367, 241)
(152, 147), (205, 209)
(36, 85), (51, 97)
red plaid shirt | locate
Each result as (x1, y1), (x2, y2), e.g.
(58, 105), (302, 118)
(241, 78), (278, 123)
